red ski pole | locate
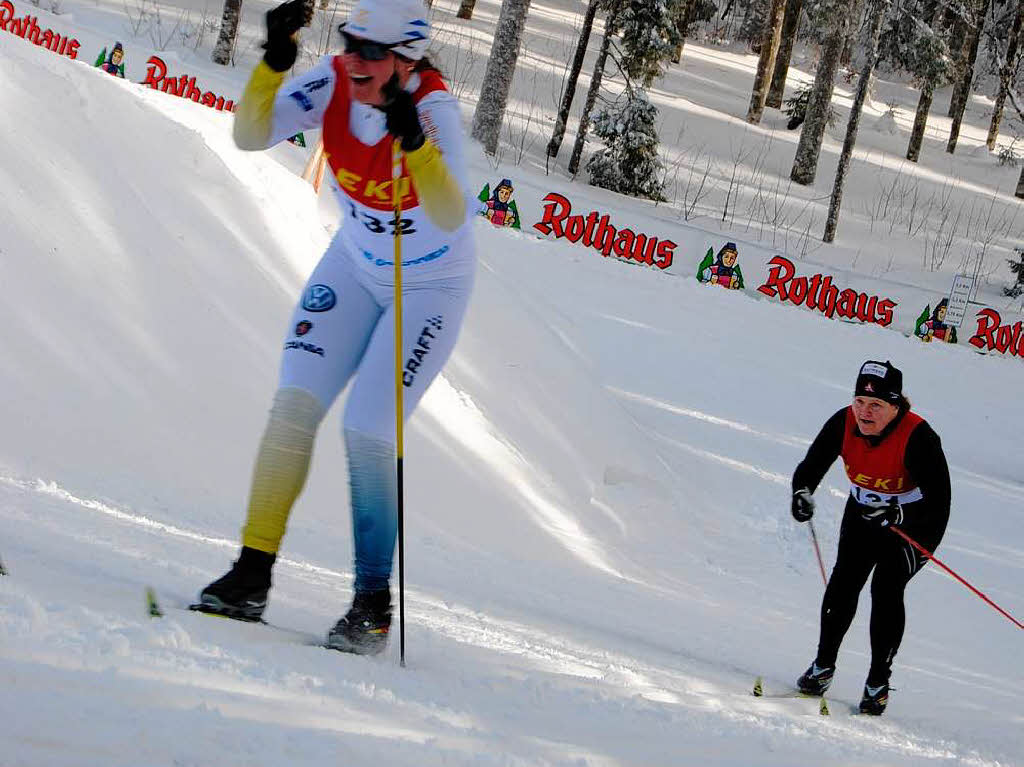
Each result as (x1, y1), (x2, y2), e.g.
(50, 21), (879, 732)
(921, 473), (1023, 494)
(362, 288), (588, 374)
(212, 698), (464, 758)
(808, 519), (828, 587)
(891, 526), (1023, 630)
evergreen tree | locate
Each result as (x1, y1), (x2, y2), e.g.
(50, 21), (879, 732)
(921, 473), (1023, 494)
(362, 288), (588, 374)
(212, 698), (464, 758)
(1005, 247), (1024, 298)
(617, 0), (685, 86)
(568, 0), (683, 175)
(987, 0), (1023, 150)
(586, 88), (667, 201)
(878, 1), (955, 163)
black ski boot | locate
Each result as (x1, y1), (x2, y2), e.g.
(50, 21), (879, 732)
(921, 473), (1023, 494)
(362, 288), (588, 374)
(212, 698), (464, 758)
(796, 662), (835, 696)
(325, 589), (392, 655)
(191, 546), (275, 622)
(858, 678), (890, 715)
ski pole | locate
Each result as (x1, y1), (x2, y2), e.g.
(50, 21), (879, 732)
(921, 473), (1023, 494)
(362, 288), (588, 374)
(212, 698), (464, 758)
(808, 519), (828, 587)
(890, 526), (1023, 630)
(392, 138), (407, 667)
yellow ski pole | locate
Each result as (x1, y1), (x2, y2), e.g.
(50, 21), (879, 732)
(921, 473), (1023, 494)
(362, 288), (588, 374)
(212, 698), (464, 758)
(391, 138), (406, 667)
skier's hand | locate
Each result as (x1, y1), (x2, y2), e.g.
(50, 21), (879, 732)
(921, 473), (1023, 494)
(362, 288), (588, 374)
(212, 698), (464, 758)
(861, 497), (903, 528)
(791, 488), (815, 523)
(262, 0), (312, 72)
(379, 74), (425, 151)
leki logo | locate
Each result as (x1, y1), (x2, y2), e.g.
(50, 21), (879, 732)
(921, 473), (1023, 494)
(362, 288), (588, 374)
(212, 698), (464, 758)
(969, 308), (1024, 357)
(757, 256), (897, 327)
(532, 193), (675, 270)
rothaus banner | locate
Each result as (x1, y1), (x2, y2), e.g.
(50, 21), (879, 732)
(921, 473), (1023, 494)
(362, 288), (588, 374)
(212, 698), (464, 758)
(0, 0), (238, 111)
(471, 171), (1024, 360)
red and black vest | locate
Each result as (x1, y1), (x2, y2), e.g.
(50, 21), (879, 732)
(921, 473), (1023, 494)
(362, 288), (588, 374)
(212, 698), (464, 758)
(841, 407), (924, 505)
(321, 57), (447, 213)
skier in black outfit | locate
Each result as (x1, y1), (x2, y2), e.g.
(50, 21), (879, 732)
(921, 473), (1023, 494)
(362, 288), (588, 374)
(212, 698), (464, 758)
(790, 360), (951, 715)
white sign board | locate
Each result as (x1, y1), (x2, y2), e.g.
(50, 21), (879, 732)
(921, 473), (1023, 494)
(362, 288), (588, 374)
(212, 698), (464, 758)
(945, 274), (975, 327)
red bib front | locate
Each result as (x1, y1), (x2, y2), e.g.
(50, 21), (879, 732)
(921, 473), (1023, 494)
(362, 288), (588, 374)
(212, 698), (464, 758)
(321, 57), (447, 212)
(840, 407), (923, 495)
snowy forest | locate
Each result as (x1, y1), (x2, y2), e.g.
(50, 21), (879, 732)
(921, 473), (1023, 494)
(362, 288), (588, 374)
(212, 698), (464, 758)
(203, 0), (1024, 292)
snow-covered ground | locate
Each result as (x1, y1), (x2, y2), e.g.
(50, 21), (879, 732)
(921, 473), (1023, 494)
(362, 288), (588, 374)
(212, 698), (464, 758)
(1, 8), (1023, 767)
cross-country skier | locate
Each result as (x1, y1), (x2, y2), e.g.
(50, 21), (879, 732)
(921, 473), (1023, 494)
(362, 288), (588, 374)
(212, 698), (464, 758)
(195, 0), (475, 655)
(789, 361), (951, 714)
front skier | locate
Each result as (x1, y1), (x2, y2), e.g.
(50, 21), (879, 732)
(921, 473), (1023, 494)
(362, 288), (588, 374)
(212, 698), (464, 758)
(194, 0), (475, 655)
(789, 361), (951, 714)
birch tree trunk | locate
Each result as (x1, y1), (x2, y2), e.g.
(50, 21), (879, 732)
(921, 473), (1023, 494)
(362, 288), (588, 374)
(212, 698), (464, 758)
(547, 0), (601, 159)
(1017, 166), (1024, 198)
(471, 0), (533, 156)
(456, 0), (477, 19)
(790, 0), (851, 185)
(824, 0), (889, 242)
(766, 0), (803, 108)
(747, 0), (788, 123)
(946, 0), (987, 154)
(986, 0), (1023, 150)
(212, 0), (243, 66)
(568, 3), (620, 176)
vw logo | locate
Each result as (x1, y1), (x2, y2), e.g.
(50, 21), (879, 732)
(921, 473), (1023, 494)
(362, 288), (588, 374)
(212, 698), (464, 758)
(302, 284), (336, 312)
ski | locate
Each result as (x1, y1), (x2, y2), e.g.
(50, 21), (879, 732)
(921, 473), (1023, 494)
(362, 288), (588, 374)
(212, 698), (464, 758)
(144, 588), (384, 656)
(143, 587), (322, 645)
(752, 676), (831, 715)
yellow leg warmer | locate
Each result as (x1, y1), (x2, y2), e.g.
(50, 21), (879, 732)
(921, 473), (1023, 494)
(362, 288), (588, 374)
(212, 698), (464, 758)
(241, 387), (325, 553)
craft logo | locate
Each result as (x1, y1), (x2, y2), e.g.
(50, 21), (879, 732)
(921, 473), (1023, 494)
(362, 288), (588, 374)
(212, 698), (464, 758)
(403, 316), (444, 387)
(0, 0), (80, 58)
(757, 256), (897, 326)
(532, 192), (675, 270)
(285, 341), (325, 356)
(969, 308), (1024, 357)
(141, 56), (236, 112)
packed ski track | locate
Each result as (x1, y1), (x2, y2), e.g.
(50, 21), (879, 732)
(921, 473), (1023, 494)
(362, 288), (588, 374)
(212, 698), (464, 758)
(1, 12), (1022, 767)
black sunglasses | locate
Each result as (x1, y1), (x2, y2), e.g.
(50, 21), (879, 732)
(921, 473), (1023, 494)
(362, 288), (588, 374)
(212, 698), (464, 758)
(339, 30), (398, 61)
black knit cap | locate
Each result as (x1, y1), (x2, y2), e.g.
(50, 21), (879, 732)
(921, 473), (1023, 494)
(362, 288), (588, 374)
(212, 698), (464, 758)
(854, 360), (903, 404)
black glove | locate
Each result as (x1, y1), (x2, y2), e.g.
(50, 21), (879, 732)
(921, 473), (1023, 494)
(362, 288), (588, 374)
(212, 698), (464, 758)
(791, 488), (814, 523)
(378, 74), (425, 151)
(262, 0), (311, 72)
(861, 497), (904, 528)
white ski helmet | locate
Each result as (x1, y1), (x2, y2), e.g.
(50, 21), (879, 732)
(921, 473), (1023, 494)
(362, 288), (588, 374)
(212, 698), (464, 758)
(343, 0), (431, 61)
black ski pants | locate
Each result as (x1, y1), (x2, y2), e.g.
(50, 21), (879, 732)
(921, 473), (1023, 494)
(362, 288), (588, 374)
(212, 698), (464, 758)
(815, 501), (945, 683)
